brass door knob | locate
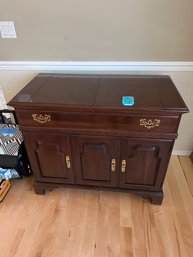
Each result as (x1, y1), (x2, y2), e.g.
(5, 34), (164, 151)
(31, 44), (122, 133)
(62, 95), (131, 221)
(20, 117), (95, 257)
(65, 156), (71, 169)
(121, 160), (126, 173)
(111, 159), (116, 172)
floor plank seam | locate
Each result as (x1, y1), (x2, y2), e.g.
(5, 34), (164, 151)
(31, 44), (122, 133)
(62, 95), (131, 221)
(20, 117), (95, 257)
(177, 156), (193, 198)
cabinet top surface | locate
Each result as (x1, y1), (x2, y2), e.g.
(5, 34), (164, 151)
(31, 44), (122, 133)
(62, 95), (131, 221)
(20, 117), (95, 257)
(9, 74), (188, 113)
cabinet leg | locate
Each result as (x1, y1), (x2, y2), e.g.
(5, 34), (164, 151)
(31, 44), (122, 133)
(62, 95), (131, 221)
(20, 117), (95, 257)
(150, 192), (163, 205)
(137, 190), (163, 205)
(34, 183), (45, 195)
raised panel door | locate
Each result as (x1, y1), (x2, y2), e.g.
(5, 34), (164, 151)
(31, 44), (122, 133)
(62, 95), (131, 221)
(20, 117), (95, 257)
(71, 135), (119, 187)
(119, 138), (173, 190)
(23, 133), (74, 184)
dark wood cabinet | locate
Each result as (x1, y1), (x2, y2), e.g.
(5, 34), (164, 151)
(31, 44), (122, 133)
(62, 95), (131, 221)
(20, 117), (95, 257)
(9, 74), (188, 204)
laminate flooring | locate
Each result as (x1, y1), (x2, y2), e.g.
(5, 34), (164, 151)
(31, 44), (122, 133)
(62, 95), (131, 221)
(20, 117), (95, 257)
(0, 156), (193, 257)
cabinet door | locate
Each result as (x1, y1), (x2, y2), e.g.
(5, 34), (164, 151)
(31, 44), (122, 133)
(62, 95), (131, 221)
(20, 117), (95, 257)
(71, 135), (119, 187)
(23, 133), (74, 184)
(119, 138), (173, 190)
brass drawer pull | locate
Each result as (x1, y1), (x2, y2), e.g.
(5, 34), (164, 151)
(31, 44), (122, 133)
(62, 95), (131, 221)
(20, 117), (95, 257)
(111, 159), (116, 172)
(121, 160), (126, 173)
(66, 156), (71, 169)
(32, 114), (51, 124)
(140, 118), (160, 129)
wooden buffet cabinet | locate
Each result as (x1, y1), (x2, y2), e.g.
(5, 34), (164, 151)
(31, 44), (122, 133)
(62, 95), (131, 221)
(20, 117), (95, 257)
(9, 74), (188, 204)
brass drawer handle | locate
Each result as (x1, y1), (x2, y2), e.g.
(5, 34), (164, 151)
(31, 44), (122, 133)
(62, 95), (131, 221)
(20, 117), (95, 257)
(32, 114), (51, 124)
(140, 118), (160, 129)
(111, 159), (116, 172)
(66, 156), (71, 169)
(121, 160), (126, 173)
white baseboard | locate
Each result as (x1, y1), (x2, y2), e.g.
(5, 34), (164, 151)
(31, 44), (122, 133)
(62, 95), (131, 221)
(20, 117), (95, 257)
(172, 150), (192, 156)
(0, 61), (193, 72)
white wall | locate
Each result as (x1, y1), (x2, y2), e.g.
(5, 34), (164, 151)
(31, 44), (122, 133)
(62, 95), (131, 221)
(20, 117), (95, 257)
(0, 0), (193, 61)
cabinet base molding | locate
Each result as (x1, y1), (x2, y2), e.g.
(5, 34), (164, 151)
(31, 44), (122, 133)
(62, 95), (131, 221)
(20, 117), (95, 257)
(34, 181), (164, 205)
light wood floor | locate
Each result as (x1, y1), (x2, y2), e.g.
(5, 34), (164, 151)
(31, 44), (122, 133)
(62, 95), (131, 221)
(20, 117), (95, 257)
(1, 156), (193, 257)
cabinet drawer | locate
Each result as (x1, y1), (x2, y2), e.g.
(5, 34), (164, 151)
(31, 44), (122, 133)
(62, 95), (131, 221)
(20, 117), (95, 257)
(16, 110), (180, 133)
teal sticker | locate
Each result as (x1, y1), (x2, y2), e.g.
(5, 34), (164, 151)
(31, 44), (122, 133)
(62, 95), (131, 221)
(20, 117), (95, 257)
(122, 96), (134, 106)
